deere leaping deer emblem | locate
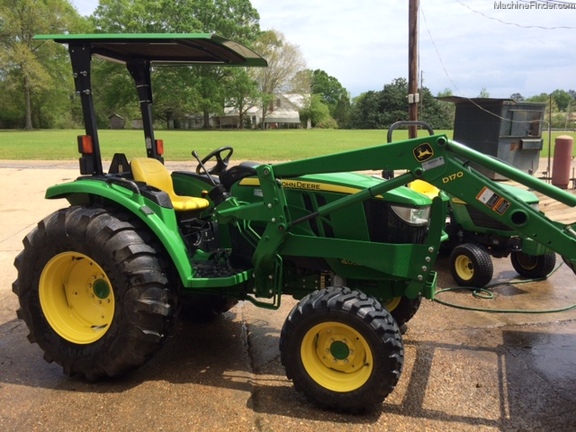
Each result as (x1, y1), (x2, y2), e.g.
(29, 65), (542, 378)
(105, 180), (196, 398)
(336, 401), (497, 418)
(413, 143), (434, 162)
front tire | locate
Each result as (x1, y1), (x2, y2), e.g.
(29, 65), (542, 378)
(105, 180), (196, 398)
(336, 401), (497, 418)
(449, 243), (493, 287)
(280, 287), (404, 412)
(12, 205), (176, 379)
(510, 251), (556, 278)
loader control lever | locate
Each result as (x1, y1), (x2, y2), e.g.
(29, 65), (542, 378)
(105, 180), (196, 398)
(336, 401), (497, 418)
(192, 150), (217, 186)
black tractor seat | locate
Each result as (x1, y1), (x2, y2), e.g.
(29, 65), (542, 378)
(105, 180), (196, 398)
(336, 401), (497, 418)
(219, 161), (259, 191)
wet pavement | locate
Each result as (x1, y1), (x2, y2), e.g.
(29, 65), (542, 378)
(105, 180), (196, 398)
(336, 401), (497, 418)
(2, 161), (576, 431)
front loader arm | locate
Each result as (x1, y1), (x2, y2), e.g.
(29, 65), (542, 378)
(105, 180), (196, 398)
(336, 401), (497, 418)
(218, 133), (576, 300)
(272, 134), (576, 270)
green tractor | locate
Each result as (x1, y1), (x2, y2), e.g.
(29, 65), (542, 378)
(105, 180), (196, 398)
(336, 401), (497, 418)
(13, 33), (576, 413)
(442, 182), (556, 287)
(388, 121), (556, 288)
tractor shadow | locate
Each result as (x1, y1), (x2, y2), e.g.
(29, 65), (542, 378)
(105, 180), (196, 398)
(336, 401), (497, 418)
(240, 326), (576, 429)
(3, 302), (576, 428)
(381, 332), (576, 430)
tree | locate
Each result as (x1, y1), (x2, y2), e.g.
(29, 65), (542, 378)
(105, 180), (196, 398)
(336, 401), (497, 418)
(299, 94), (335, 128)
(551, 89), (573, 112)
(348, 91), (383, 129)
(526, 93), (563, 127)
(224, 68), (260, 129)
(532, 91), (576, 129)
(251, 29), (307, 128)
(310, 69), (350, 127)
(510, 93), (524, 102)
(0, 0), (84, 129)
(149, 67), (203, 128)
(437, 88), (453, 98)
(348, 78), (406, 130)
(91, 0), (261, 128)
(311, 70), (344, 107)
(333, 93), (351, 128)
(92, 0), (200, 33)
(435, 88), (455, 129)
(420, 87), (453, 129)
(478, 87), (490, 98)
(348, 78), (454, 130)
(525, 92), (549, 104)
(378, 77), (410, 126)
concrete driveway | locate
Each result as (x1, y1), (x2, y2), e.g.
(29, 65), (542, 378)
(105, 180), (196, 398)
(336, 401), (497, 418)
(1, 161), (576, 431)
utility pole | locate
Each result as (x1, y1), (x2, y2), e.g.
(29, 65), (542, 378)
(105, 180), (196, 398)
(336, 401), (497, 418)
(408, 0), (419, 138)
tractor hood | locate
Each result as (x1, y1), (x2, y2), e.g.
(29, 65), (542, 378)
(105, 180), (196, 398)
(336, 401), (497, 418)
(293, 172), (432, 206)
(238, 171), (433, 207)
(499, 183), (539, 204)
(33, 33), (267, 67)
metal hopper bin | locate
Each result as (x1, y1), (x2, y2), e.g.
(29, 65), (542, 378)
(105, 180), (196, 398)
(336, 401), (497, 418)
(440, 97), (546, 180)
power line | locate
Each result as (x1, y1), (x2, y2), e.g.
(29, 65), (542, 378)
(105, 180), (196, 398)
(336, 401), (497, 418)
(456, 0), (576, 30)
(420, 5), (556, 124)
(420, 7), (459, 93)
(517, 0), (576, 6)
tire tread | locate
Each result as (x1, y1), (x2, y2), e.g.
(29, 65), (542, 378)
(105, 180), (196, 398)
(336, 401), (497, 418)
(13, 205), (176, 379)
(280, 286), (404, 413)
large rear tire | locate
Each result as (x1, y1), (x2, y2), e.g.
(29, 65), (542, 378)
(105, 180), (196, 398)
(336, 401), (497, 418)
(12, 205), (177, 379)
(280, 287), (404, 412)
(449, 243), (493, 287)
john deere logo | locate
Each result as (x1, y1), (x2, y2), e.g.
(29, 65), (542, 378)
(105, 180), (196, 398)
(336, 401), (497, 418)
(413, 143), (434, 162)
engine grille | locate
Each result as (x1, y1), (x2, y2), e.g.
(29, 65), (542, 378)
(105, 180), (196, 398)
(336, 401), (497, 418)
(363, 200), (428, 244)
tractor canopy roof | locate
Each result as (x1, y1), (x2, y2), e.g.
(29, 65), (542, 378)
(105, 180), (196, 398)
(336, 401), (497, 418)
(34, 33), (267, 67)
(32, 33), (267, 175)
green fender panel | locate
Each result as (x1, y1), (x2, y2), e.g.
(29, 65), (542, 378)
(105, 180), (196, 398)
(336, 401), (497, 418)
(45, 179), (194, 284)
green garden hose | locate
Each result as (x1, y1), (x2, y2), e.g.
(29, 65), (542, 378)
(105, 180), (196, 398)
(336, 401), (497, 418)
(433, 263), (576, 314)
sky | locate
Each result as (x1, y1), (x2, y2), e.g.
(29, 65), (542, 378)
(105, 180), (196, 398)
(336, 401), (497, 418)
(70, 0), (576, 99)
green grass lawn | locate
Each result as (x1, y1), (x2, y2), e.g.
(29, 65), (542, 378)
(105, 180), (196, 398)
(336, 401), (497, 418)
(1, 128), (575, 162)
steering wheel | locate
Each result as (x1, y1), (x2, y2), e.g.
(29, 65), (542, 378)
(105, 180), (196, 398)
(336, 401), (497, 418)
(195, 146), (234, 176)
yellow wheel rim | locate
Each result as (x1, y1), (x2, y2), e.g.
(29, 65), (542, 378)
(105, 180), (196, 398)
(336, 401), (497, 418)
(382, 296), (401, 312)
(454, 255), (474, 281)
(516, 254), (537, 271)
(39, 252), (115, 344)
(301, 321), (373, 392)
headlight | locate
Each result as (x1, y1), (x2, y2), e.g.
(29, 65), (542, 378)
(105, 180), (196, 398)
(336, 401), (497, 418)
(391, 205), (431, 226)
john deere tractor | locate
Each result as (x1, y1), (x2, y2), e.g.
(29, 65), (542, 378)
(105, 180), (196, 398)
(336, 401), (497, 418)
(13, 33), (576, 413)
(389, 121), (556, 288)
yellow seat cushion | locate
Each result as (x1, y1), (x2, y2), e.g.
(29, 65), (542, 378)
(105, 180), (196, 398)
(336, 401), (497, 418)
(131, 158), (210, 211)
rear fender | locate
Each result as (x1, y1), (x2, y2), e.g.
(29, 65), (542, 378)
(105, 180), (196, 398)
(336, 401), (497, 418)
(45, 179), (193, 285)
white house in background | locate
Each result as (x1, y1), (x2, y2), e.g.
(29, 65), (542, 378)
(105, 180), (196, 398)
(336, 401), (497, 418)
(263, 93), (306, 128)
(217, 93), (308, 129)
(218, 105), (260, 129)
